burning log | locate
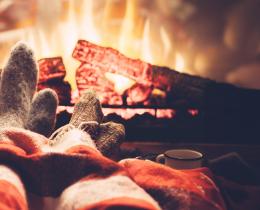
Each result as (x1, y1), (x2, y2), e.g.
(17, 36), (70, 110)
(73, 40), (152, 105)
(153, 65), (260, 111)
(72, 40), (260, 141)
(152, 66), (211, 108)
(76, 63), (122, 105)
(73, 40), (260, 109)
(37, 81), (71, 105)
(38, 57), (66, 82)
(127, 83), (152, 105)
(38, 57), (71, 105)
(72, 40), (152, 85)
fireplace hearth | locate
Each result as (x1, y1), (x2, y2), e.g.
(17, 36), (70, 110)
(1, 0), (260, 144)
(46, 39), (260, 144)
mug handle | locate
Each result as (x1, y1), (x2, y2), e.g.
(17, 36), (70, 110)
(156, 154), (165, 164)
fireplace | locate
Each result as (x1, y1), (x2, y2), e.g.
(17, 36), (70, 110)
(1, 0), (260, 143)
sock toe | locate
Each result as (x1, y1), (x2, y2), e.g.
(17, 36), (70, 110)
(0, 43), (38, 109)
(0, 42), (38, 123)
(26, 89), (58, 136)
(8, 41), (38, 90)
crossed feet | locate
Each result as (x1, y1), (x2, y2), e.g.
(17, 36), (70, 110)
(0, 42), (125, 157)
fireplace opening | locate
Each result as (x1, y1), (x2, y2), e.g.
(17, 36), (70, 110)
(1, 0), (260, 143)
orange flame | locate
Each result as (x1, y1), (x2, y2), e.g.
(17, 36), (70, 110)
(1, 0), (188, 94)
(105, 72), (135, 95)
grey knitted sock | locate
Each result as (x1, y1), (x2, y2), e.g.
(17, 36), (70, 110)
(96, 122), (125, 157)
(50, 90), (125, 156)
(70, 91), (125, 155)
(26, 89), (58, 137)
(70, 90), (104, 126)
(67, 90), (103, 139)
(0, 42), (38, 128)
(50, 90), (103, 142)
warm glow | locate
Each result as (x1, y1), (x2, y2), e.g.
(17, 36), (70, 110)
(175, 52), (185, 72)
(1, 0), (188, 90)
(118, 0), (138, 57)
(58, 106), (175, 120)
(141, 19), (153, 64)
(105, 72), (135, 95)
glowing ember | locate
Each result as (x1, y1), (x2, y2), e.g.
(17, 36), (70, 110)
(38, 57), (66, 83)
(188, 109), (199, 116)
(127, 84), (152, 105)
(156, 109), (176, 119)
(105, 72), (135, 95)
(58, 106), (175, 120)
(37, 57), (71, 105)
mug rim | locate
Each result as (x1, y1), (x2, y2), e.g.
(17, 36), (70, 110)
(164, 149), (203, 161)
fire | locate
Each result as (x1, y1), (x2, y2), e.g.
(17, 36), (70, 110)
(105, 72), (135, 95)
(175, 52), (185, 72)
(58, 106), (175, 120)
(0, 0), (187, 91)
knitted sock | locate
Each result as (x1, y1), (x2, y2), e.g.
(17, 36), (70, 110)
(69, 91), (125, 156)
(96, 122), (125, 157)
(51, 90), (125, 156)
(0, 42), (38, 128)
(26, 89), (58, 137)
(67, 90), (104, 139)
(70, 90), (103, 126)
(50, 90), (103, 144)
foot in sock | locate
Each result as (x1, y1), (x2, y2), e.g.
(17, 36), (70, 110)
(68, 90), (104, 139)
(70, 90), (104, 127)
(50, 90), (102, 143)
(0, 42), (38, 128)
(26, 89), (58, 137)
(96, 122), (125, 157)
(51, 90), (125, 157)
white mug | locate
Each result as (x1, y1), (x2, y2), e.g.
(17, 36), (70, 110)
(156, 149), (203, 169)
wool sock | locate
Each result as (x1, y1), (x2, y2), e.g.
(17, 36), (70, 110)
(69, 91), (125, 155)
(50, 90), (102, 143)
(96, 122), (125, 156)
(0, 42), (38, 128)
(26, 89), (58, 137)
(51, 90), (125, 156)
(70, 90), (103, 127)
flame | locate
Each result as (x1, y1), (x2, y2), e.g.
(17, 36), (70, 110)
(105, 72), (135, 95)
(1, 0), (188, 90)
(175, 52), (185, 72)
(118, 0), (139, 57)
(141, 19), (153, 63)
(160, 26), (172, 64)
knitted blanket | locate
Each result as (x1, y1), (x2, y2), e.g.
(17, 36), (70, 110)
(0, 128), (226, 210)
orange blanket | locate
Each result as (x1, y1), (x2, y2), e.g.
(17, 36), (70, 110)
(0, 128), (226, 210)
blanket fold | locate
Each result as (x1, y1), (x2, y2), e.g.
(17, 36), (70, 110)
(0, 128), (226, 210)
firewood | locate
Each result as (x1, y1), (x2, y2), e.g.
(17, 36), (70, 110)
(38, 57), (66, 83)
(37, 57), (71, 105)
(72, 40), (152, 85)
(76, 63), (123, 105)
(72, 40), (260, 111)
(38, 81), (71, 105)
